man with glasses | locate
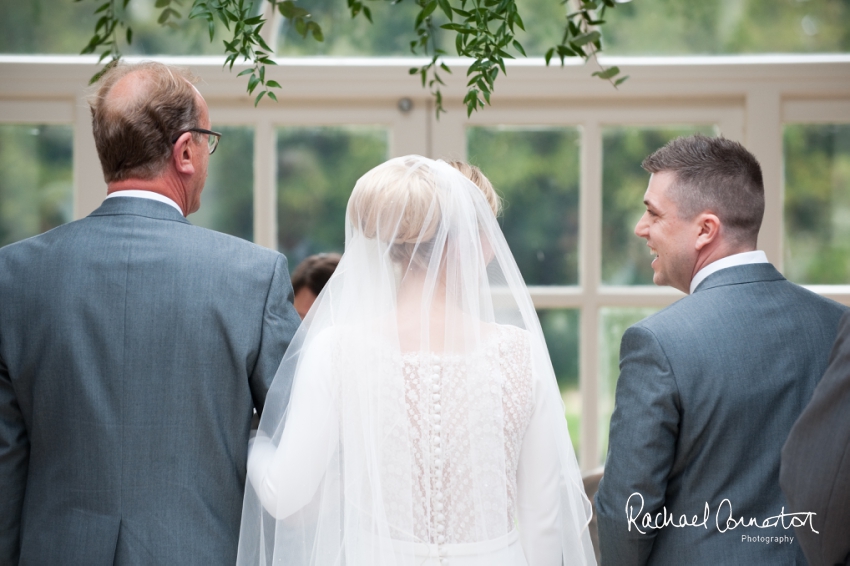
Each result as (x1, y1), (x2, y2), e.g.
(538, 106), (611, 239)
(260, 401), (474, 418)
(0, 61), (300, 565)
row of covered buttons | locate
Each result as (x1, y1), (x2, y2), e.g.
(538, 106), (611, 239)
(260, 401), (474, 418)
(430, 365), (448, 564)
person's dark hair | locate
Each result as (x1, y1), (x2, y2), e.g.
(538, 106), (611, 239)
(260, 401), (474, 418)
(292, 253), (342, 296)
(642, 134), (764, 246)
(88, 61), (201, 183)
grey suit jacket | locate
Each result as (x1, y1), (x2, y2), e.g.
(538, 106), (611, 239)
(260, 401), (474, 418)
(781, 311), (850, 566)
(0, 197), (300, 565)
(595, 263), (847, 565)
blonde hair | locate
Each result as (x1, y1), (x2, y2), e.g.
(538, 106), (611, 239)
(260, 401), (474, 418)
(348, 157), (501, 268)
(446, 160), (501, 216)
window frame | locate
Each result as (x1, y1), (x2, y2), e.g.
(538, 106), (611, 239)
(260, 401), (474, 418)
(2, 53), (849, 469)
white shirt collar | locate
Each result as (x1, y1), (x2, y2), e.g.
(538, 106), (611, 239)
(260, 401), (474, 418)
(105, 190), (184, 215)
(690, 250), (769, 294)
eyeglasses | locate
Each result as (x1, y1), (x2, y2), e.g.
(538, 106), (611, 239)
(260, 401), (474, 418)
(171, 128), (222, 155)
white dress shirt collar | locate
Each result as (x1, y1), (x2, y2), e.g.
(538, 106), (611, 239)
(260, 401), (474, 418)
(690, 250), (769, 294)
(105, 190), (184, 215)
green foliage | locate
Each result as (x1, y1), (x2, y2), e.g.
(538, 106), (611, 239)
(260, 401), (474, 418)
(0, 125), (73, 247)
(73, 0), (623, 115)
(783, 124), (850, 284)
(468, 126), (580, 285)
(537, 308), (581, 452)
(191, 126), (255, 240)
(275, 127), (388, 267)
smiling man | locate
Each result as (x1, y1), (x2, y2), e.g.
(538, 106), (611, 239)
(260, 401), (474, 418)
(594, 135), (847, 565)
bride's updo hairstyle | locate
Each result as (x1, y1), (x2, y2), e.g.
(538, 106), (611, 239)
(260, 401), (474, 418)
(348, 156), (500, 269)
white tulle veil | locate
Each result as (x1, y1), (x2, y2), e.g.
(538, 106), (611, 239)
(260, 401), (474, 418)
(237, 156), (595, 565)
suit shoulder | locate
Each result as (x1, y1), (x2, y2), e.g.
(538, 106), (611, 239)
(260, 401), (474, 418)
(183, 225), (285, 265)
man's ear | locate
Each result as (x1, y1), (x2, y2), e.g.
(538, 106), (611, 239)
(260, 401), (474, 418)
(172, 132), (196, 176)
(695, 213), (721, 251)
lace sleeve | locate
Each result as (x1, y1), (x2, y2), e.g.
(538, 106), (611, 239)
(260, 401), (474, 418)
(246, 333), (339, 520)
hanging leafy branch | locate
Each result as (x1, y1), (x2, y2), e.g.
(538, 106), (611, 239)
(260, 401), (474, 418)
(77, 0), (323, 105)
(547, 0), (627, 87)
(77, 0), (624, 115)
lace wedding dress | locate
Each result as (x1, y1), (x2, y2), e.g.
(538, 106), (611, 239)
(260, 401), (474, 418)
(237, 157), (595, 566)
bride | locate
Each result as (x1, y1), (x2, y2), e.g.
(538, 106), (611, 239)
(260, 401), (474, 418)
(237, 156), (595, 565)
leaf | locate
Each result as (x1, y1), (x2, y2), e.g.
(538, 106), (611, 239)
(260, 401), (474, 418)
(363, 6), (372, 22)
(308, 22), (324, 41)
(266, 80), (282, 88)
(247, 74), (259, 93)
(267, 91), (278, 102)
(244, 15), (264, 25)
(437, 0), (453, 21)
(614, 75), (629, 86)
(189, 3), (209, 18)
(409, 67), (419, 75)
(126, 27), (133, 44)
(591, 65), (619, 79)
(95, 3), (110, 14)
(155, 0), (171, 7)
(571, 30), (600, 46)
(279, 1), (309, 18)
(237, 68), (253, 77)
(254, 90), (266, 106)
(208, 20), (216, 40)
(512, 39), (526, 56)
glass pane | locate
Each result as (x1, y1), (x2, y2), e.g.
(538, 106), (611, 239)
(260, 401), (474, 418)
(784, 124), (850, 284)
(0, 124), (73, 247)
(602, 125), (716, 286)
(602, 0), (850, 56)
(468, 126), (580, 286)
(276, 126), (388, 268)
(192, 126), (254, 241)
(4, 0), (848, 57)
(538, 308), (581, 454)
(597, 307), (659, 466)
(0, 0), (255, 55)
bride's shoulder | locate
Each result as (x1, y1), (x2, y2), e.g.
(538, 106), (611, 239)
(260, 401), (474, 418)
(486, 323), (532, 353)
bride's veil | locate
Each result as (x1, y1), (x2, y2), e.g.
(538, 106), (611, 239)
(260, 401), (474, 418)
(237, 156), (595, 565)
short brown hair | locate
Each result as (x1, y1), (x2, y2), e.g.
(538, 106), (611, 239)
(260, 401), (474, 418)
(88, 61), (201, 183)
(292, 253), (342, 296)
(642, 134), (764, 246)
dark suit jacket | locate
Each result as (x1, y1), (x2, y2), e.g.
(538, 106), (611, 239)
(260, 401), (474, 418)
(0, 197), (301, 565)
(781, 311), (850, 566)
(595, 263), (847, 565)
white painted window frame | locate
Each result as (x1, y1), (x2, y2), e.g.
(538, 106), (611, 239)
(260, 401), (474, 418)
(1, 54), (849, 469)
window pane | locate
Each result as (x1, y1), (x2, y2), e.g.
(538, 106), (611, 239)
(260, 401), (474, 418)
(0, 124), (72, 247)
(784, 124), (850, 284)
(276, 127), (388, 268)
(538, 308), (581, 454)
(192, 126), (254, 241)
(468, 126), (580, 286)
(4, 1), (848, 57)
(602, 125), (715, 286)
(597, 307), (659, 466)
(602, 0), (850, 56)
(0, 0), (254, 55)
